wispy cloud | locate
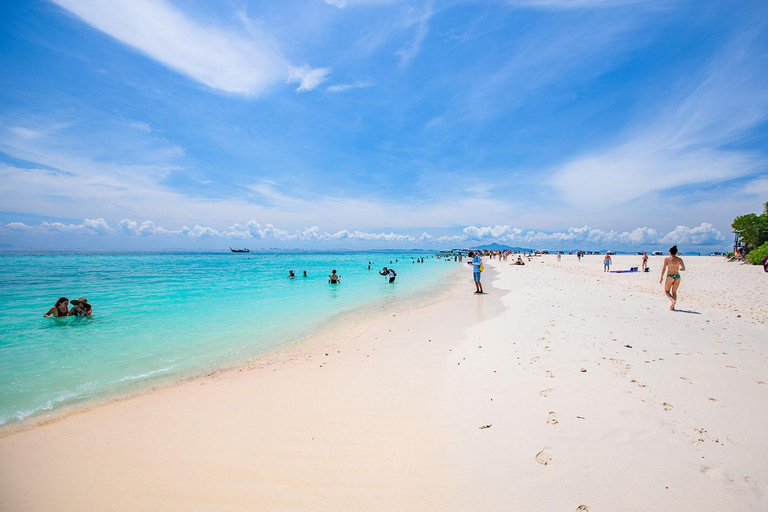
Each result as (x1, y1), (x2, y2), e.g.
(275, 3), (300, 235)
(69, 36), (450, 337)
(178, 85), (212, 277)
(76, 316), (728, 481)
(289, 65), (332, 92)
(505, 0), (653, 9)
(396, 2), (434, 66)
(50, 0), (328, 95)
(551, 23), (768, 209)
(327, 79), (375, 93)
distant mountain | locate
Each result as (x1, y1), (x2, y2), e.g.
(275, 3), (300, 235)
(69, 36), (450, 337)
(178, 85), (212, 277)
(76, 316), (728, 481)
(471, 243), (533, 252)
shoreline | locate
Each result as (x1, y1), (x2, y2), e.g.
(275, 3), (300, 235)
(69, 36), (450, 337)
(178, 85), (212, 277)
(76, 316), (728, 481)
(0, 261), (468, 436)
(1, 256), (766, 511)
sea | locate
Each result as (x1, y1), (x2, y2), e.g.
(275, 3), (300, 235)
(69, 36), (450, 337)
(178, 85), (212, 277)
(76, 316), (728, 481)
(0, 251), (459, 427)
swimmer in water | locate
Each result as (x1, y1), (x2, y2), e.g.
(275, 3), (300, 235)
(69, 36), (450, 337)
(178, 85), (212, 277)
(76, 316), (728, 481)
(70, 298), (92, 317)
(289, 270), (295, 279)
(44, 297), (69, 317)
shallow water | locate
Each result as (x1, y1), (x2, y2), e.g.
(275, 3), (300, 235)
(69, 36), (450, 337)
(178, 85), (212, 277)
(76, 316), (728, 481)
(0, 251), (457, 426)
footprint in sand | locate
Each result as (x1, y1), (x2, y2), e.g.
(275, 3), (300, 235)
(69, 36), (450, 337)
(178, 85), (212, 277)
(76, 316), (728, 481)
(547, 411), (559, 425)
(758, 382), (767, 386)
(545, 370), (555, 379)
(531, 356), (541, 363)
(576, 506), (591, 512)
(535, 448), (553, 465)
(540, 388), (554, 397)
(662, 402), (674, 411)
(726, 365), (738, 371)
(708, 397), (725, 407)
(680, 377), (695, 384)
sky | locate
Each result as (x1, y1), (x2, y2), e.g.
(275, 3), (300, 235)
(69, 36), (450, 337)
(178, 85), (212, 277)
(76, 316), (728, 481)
(0, 0), (767, 251)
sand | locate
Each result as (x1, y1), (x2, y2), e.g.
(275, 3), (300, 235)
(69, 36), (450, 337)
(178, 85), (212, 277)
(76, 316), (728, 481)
(1, 255), (766, 511)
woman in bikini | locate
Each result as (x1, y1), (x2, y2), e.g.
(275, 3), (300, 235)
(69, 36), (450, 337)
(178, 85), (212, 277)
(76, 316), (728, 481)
(660, 245), (685, 310)
(44, 297), (70, 317)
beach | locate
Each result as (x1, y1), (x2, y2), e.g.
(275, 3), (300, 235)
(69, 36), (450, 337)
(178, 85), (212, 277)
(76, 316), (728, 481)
(1, 255), (766, 511)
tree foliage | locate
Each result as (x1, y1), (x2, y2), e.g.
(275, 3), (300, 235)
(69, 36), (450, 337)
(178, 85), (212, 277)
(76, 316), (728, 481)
(732, 200), (768, 254)
(746, 241), (768, 266)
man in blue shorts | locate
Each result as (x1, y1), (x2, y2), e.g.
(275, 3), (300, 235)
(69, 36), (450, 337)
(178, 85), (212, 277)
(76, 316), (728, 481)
(467, 251), (484, 294)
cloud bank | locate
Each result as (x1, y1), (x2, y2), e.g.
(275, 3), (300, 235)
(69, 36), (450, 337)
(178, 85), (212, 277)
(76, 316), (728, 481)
(3, 218), (726, 249)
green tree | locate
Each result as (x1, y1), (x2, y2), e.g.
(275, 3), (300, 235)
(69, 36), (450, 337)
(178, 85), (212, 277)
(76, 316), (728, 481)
(732, 200), (768, 251)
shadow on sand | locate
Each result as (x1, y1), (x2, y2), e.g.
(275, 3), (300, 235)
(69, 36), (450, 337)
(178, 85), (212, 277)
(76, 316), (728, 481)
(674, 309), (701, 315)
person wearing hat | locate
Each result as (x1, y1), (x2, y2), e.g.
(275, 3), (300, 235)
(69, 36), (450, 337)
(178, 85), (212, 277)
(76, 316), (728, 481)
(70, 298), (92, 317)
(44, 297), (70, 317)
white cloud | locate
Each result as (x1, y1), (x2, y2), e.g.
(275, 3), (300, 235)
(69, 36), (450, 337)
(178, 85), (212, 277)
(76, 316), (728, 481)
(327, 80), (375, 93)
(5, 222), (33, 231)
(39, 218), (113, 235)
(51, 0), (327, 96)
(658, 223), (725, 246)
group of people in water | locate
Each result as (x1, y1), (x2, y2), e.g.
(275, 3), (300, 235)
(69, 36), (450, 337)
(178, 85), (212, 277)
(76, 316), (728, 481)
(285, 263), (401, 285)
(44, 297), (92, 317)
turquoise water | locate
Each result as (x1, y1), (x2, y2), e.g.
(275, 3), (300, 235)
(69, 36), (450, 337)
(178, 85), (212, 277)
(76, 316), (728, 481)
(0, 251), (456, 427)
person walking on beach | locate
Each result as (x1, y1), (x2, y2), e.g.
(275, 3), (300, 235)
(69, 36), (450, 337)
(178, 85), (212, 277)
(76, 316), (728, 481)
(44, 297), (69, 317)
(603, 253), (612, 272)
(467, 251), (484, 294)
(641, 251), (649, 272)
(660, 245), (685, 310)
(577, 251), (582, 262)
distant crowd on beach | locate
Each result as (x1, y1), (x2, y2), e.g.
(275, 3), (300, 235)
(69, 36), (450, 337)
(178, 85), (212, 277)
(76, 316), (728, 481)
(457, 246), (688, 310)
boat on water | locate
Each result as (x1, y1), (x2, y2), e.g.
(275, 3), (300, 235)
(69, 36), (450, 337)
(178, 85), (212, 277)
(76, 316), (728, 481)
(230, 247), (250, 253)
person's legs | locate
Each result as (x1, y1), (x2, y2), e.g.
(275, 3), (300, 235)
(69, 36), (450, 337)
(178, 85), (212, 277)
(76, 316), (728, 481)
(670, 278), (681, 304)
(664, 277), (676, 310)
(473, 272), (481, 293)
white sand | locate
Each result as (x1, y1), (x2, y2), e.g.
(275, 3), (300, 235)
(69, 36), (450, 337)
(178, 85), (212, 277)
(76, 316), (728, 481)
(1, 255), (766, 511)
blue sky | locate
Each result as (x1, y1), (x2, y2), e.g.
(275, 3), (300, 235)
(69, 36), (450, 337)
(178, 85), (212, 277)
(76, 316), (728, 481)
(1, 0), (766, 250)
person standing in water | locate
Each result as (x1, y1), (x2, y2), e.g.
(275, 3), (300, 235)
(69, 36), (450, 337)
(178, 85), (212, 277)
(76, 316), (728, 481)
(603, 252), (612, 272)
(660, 245), (686, 310)
(379, 267), (396, 283)
(44, 297), (69, 317)
(328, 269), (341, 283)
(467, 251), (484, 294)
